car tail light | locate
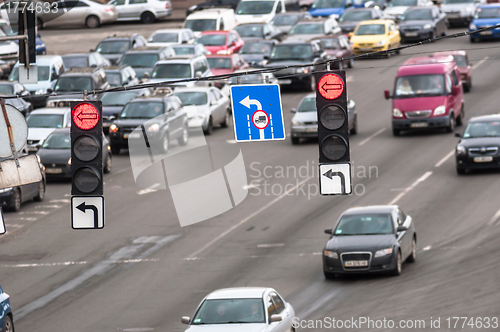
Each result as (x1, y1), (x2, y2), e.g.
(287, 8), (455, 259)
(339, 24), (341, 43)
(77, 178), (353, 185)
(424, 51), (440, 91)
(165, 2), (170, 9)
(105, 7), (114, 12)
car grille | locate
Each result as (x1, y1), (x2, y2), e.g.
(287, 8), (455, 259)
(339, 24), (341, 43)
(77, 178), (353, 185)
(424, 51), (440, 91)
(401, 26), (421, 32)
(340, 252), (372, 271)
(446, 11), (460, 15)
(55, 101), (73, 107)
(406, 110), (432, 119)
(121, 126), (137, 134)
(27, 140), (40, 145)
(304, 121), (317, 125)
(46, 163), (67, 168)
(468, 147), (498, 156)
(274, 68), (295, 77)
(357, 43), (374, 47)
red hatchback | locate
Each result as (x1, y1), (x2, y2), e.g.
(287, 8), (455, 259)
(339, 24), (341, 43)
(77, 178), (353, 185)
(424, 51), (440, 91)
(195, 30), (244, 55)
(385, 55), (465, 136)
(206, 54), (249, 76)
(432, 50), (472, 92)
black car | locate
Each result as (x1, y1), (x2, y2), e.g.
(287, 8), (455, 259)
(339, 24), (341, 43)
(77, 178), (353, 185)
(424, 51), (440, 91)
(186, 0), (241, 16)
(0, 81), (30, 98)
(455, 114), (500, 174)
(104, 65), (140, 87)
(93, 34), (148, 65)
(270, 12), (312, 34)
(61, 53), (111, 69)
(234, 23), (286, 41)
(265, 41), (327, 91)
(37, 128), (112, 179)
(118, 46), (175, 79)
(0, 156), (46, 212)
(98, 88), (152, 133)
(5, 97), (33, 117)
(108, 94), (189, 154)
(398, 6), (447, 43)
(323, 205), (416, 278)
(338, 7), (385, 34)
(238, 39), (277, 67)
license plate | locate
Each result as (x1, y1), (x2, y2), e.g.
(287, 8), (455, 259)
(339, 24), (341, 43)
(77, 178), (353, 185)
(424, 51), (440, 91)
(474, 156), (493, 163)
(405, 32), (418, 37)
(103, 122), (110, 128)
(278, 79), (292, 85)
(27, 146), (38, 152)
(447, 13), (460, 18)
(305, 127), (317, 132)
(344, 260), (368, 267)
(359, 47), (372, 51)
(410, 122), (429, 128)
(45, 168), (62, 174)
(480, 31), (493, 35)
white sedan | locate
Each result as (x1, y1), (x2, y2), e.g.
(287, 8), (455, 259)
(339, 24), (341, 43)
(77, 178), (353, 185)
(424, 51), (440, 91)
(182, 287), (296, 332)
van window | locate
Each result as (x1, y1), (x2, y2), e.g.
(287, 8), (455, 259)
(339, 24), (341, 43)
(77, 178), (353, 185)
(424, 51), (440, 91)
(394, 74), (445, 98)
(276, 1), (282, 13)
(451, 70), (459, 86)
(445, 74), (452, 94)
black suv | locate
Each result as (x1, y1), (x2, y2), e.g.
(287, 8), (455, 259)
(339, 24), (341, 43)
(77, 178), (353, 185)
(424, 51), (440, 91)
(93, 34), (148, 65)
(46, 68), (110, 107)
(108, 91), (189, 155)
(118, 46), (175, 79)
(265, 40), (327, 91)
(104, 65), (140, 87)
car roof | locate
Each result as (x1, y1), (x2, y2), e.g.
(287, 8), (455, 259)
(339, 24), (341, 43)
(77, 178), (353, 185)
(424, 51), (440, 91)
(15, 55), (63, 67)
(205, 287), (270, 300)
(156, 55), (202, 64)
(469, 114), (500, 122)
(187, 8), (234, 19)
(200, 30), (231, 35)
(478, 4), (500, 8)
(126, 46), (166, 52)
(62, 53), (91, 58)
(62, 68), (101, 75)
(433, 50), (467, 57)
(50, 128), (71, 134)
(206, 54), (235, 58)
(399, 56), (455, 75)
(342, 205), (398, 216)
(129, 96), (166, 103)
(173, 86), (213, 93)
(105, 65), (130, 71)
(358, 20), (391, 25)
(30, 107), (71, 115)
(151, 29), (184, 34)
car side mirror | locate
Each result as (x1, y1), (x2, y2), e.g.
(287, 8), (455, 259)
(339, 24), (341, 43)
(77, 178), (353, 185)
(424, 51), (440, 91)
(195, 71), (202, 78)
(47, 88), (53, 93)
(384, 90), (392, 99)
(181, 317), (190, 325)
(263, 55), (269, 60)
(454, 132), (461, 138)
(290, 108), (297, 113)
(143, 72), (150, 79)
(397, 226), (408, 232)
(324, 228), (333, 234)
(270, 315), (282, 323)
(90, 48), (95, 52)
(452, 85), (460, 95)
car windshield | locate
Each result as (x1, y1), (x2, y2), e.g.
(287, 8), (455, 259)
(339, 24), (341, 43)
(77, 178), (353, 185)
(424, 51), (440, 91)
(9, 66), (51, 81)
(389, 0), (417, 6)
(272, 14), (300, 26)
(207, 57), (232, 69)
(463, 121), (500, 138)
(54, 77), (92, 92)
(443, 0), (473, 3)
(100, 92), (139, 106)
(96, 41), (130, 54)
(172, 46), (195, 55)
(27, 114), (64, 128)
(452, 55), (467, 67)
(475, 7), (500, 19)
(196, 34), (227, 46)
(401, 9), (433, 21)
(106, 73), (122, 87)
(173, 92), (208, 106)
(240, 42), (272, 54)
(289, 23), (324, 35)
(185, 19), (217, 32)
(339, 10), (373, 22)
(318, 38), (341, 49)
(270, 44), (313, 60)
(120, 102), (164, 119)
(41, 133), (71, 149)
(119, 54), (159, 68)
(150, 32), (178, 43)
(236, 1), (274, 15)
(235, 25), (264, 38)
(62, 56), (89, 68)
(395, 74), (446, 98)
(151, 64), (192, 79)
(298, 97), (316, 112)
(0, 85), (13, 95)
(228, 73), (264, 84)
(312, 0), (344, 9)
(334, 214), (394, 236)
(355, 24), (386, 35)
(191, 299), (265, 325)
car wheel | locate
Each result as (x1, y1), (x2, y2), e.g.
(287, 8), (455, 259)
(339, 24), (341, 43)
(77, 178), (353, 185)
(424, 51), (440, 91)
(324, 270), (336, 279)
(141, 11), (156, 24)
(407, 237), (417, 263)
(392, 128), (401, 136)
(464, 78), (471, 92)
(291, 137), (300, 145)
(446, 113), (455, 133)
(33, 182), (45, 202)
(37, 17), (44, 29)
(350, 115), (358, 135)
(391, 251), (402, 276)
(431, 30), (436, 40)
(456, 167), (467, 175)
(110, 145), (120, 155)
(221, 110), (231, 128)
(456, 106), (464, 126)
(86, 15), (100, 29)
(3, 315), (13, 332)
(470, 37), (476, 43)
(178, 125), (189, 146)
(162, 134), (169, 153)
(104, 154), (112, 174)
(10, 188), (21, 212)
(203, 117), (213, 135)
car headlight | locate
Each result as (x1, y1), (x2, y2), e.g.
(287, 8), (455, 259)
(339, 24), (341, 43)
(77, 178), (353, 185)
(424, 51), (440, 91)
(434, 105), (446, 116)
(68, 157), (72, 165)
(375, 248), (393, 257)
(456, 145), (466, 155)
(0, 187), (13, 193)
(35, 89), (46, 95)
(423, 24), (432, 30)
(470, 23), (477, 30)
(324, 250), (338, 259)
(296, 67), (310, 74)
(393, 108), (404, 118)
(375, 40), (386, 47)
(147, 123), (160, 132)
(291, 120), (301, 126)
(109, 124), (119, 133)
(46, 100), (55, 107)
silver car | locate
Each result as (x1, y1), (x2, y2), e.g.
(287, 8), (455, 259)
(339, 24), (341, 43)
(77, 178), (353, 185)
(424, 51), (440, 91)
(37, 0), (118, 29)
(109, 0), (172, 24)
(290, 94), (357, 145)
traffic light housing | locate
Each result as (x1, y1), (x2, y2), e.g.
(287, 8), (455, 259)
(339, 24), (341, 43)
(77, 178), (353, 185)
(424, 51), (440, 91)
(71, 101), (103, 196)
(315, 71), (350, 164)
(18, 6), (36, 65)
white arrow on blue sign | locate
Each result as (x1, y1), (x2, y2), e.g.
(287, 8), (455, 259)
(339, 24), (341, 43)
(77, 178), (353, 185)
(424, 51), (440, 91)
(230, 84), (285, 142)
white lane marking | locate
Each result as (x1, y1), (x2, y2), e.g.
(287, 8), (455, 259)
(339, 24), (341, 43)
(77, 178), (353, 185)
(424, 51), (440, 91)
(137, 183), (160, 195)
(188, 176), (313, 259)
(358, 128), (386, 146)
(19, 211), (50, 215)
(435, 150), (455, 167)
(487, 207), (500, 226)
(346, 76), (354, 82)
(35, 205), (61, 209)
(226, 139), (237, 144)
(185, 252), (322, 261)
(423, 245), (432, 251)
(257, 243), (284, 248)
(1, 259), (161, 269)
(49, 199), (70, 203)
(7, 217), (37, 221)
(123, 328), (154, 332)
(388, 171), (433, 205)
(472, 56), (489, 70)
(243, 183), (260, 190)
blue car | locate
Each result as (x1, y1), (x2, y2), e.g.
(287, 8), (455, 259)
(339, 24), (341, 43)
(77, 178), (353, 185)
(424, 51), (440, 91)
(0, 285), (14, 332)
(309, 0), (365, 18)
(470, 4), (500, 42)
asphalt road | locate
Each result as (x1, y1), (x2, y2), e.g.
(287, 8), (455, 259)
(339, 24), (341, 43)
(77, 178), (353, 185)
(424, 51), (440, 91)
(1, 21), (500, 332)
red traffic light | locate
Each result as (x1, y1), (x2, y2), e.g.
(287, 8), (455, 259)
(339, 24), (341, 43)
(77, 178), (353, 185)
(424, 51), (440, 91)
(318, 73), (344, 100)
(72, 103), (99, 130)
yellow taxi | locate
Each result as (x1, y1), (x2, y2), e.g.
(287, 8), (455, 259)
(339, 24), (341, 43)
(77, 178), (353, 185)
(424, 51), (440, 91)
(350, 20), (401, 56)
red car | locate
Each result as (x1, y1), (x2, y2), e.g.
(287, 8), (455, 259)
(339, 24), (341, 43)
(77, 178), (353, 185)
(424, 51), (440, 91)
(432, 50), (472, 92)
(206, 54), (249, 77)
(313, 35), (354, 70)
(195, 30), (244, 55)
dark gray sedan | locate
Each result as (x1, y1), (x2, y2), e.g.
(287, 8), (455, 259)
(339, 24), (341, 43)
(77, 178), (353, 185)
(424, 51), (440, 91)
(323, 205), (416, 278)
(338, 7), (385, 34)
(398, 6), (447, 42)
(234, 23), (286, 42)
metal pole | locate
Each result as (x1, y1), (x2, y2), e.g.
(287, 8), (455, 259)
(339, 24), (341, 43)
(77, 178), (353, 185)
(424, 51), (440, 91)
(0, 99), (20, 168)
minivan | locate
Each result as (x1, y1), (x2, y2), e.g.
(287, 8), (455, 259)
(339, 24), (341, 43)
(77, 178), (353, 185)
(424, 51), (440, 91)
(384, 55), (465, 136)
(184, 8), (237, 37)
(235, 0), (286, 24)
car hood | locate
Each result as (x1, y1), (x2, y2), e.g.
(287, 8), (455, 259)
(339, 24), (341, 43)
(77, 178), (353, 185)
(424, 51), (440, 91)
(393, 95), (447, 112)
(210, 68), (234, 76)
(285, 34), (324, 42)
(441, 4), (476, 12)
(275, 25), (293, 33)
(101, 53), (122, 64)
(265, 59), (311, 67)
(28, 128), (57, 142)
(185, 324), (267, 332)
(384, 6), (408, 16)
(399, 20), (433, 27)
(458, 137), (500, 148)
(37, 148), (70, 164)
(326, 234), (396, 252)
(23, 80), (53, 92)
(102, 105), (124, 117)
(292, 111), (317, 123)
(113, 119), (152, 127)
(132, 67), (153, 79)
(236, 14), (274, 24)
(204, 45), (227, 53)
(240, 53), (265, 64)
(148, 42), (178, 47)
(309, 8), (344, 17)
(472, 18), (500, 27)
(350, 35), (386, 44)
(339, 22), (359, 32)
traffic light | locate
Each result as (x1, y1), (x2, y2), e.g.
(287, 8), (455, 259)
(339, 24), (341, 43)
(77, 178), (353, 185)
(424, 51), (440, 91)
(70, 101), (103, 196)
(18, 6), (36, 65)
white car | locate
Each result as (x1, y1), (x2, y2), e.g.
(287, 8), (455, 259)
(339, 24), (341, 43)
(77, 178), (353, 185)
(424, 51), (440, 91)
(148, 29), (196, 47)
(184, 8), (238, 37)
(235, 0), (287, 25)
(109, 0), (172, 24)
(182, 287), (296, 332)
(172, 86), (231, 135)
(26, 108), (71, 153)
(221, 70), (278, 97)
(441, 0), (485, 26)
(383, 0), (433, 22)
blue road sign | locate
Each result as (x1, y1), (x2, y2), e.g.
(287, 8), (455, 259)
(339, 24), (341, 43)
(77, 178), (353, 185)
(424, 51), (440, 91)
(230, 84), (285, 142)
